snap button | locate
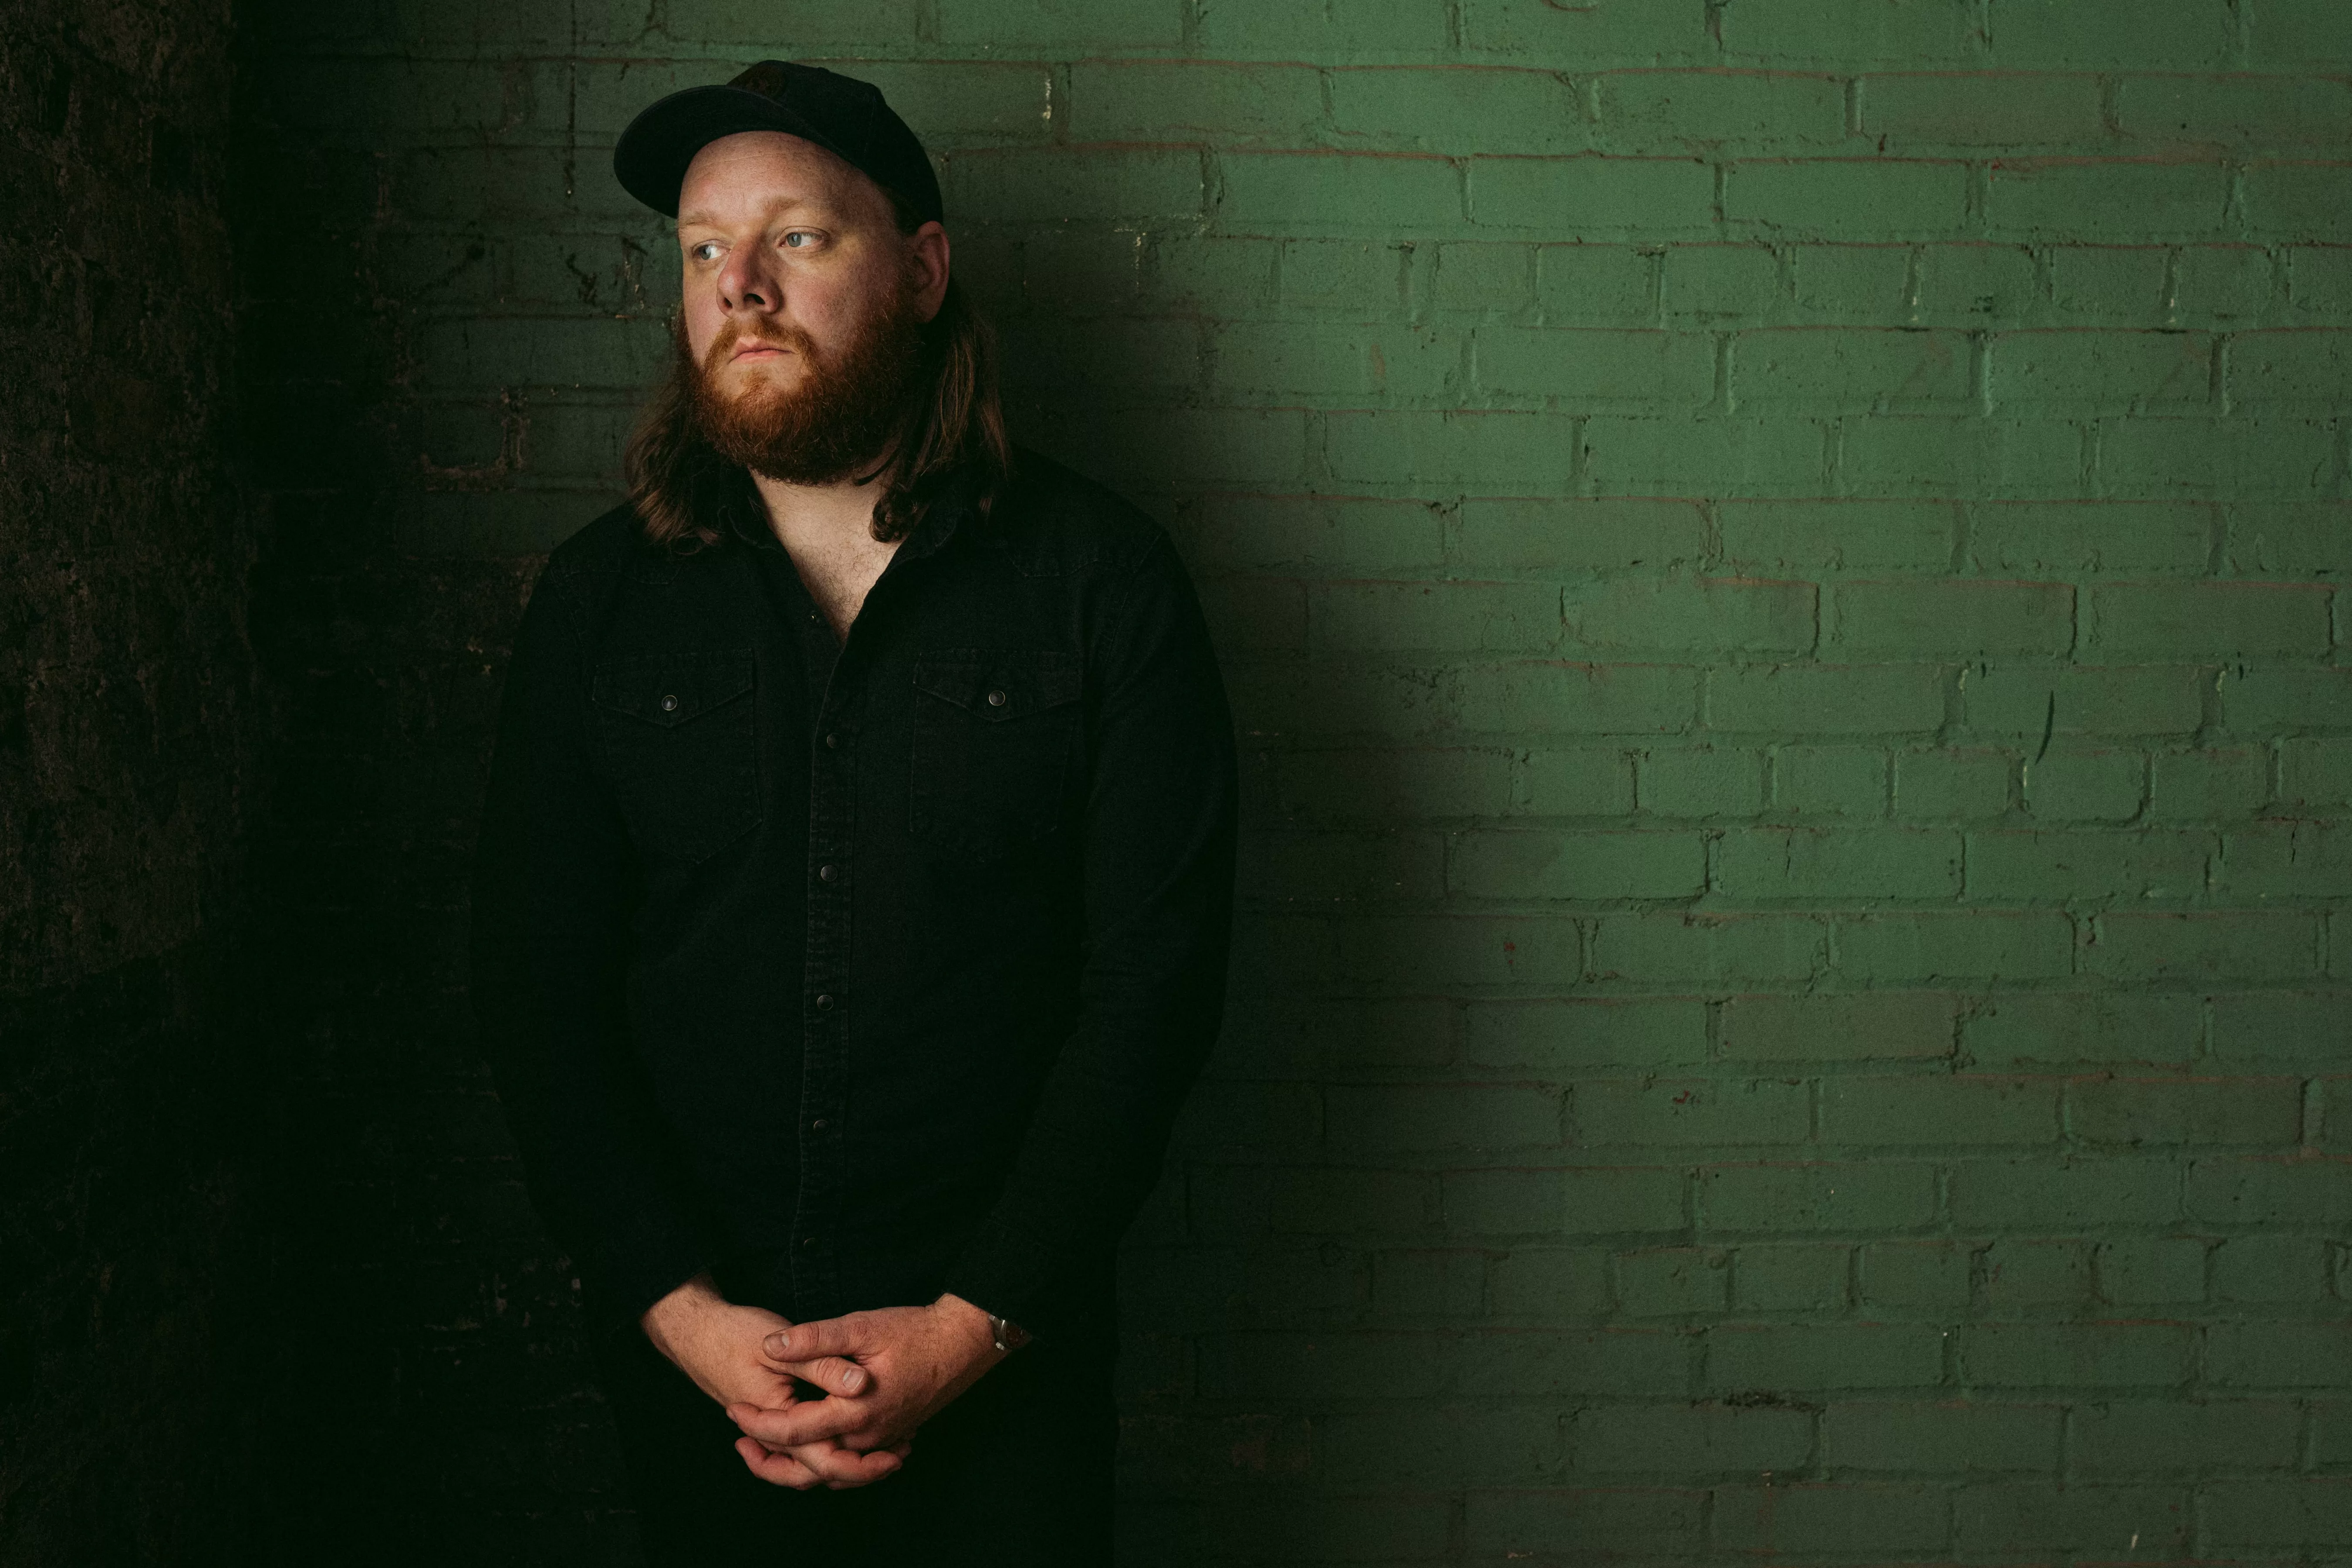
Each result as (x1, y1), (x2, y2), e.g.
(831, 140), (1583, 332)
(799, 1236), (817, 1251)
(659, 694), (679, 713)
(811, 1118), (828, 1132)
(814, 993), (835, 1011)
(986, 689), (1007, 708)
(818, 863), (838, 883)
(824, 731), (842, 750)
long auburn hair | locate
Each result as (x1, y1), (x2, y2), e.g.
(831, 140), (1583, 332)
(624, 188), (1013, 550)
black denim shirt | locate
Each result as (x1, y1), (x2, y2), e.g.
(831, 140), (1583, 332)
(468, 451), (1238, 1344)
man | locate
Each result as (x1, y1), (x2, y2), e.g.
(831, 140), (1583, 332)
(468, 61), (1238, 1564)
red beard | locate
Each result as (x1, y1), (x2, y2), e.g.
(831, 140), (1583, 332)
(685, 285), (925, 485)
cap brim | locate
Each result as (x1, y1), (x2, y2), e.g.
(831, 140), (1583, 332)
(612, 84), (852, 218)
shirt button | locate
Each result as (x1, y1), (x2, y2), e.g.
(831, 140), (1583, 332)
(814, 993), (835, 1011)
(811, 1118), (828, 1132)
(818, 863), (838, 883)
(799, 1236), (817, 1251)
(659, 694), (679, 713)
(824, 731), (842, 750)
(986, 688), (1007, 708)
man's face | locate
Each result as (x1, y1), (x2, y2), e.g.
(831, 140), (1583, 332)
(674, 132), (951, 482)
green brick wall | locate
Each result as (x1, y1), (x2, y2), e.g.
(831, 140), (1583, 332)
(237, 0), (2351, 1561)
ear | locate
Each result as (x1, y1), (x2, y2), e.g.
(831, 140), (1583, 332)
(908, 220), (950, 324)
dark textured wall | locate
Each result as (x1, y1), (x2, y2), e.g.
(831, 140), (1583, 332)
(0, 0), (263, 1563)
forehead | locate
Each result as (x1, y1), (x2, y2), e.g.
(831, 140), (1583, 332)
(676, 131), (886, 227)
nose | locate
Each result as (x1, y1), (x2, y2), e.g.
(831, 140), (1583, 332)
(716, 246), (778, 319)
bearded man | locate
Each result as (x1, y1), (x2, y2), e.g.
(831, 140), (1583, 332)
(467, 61), (1238, 1565)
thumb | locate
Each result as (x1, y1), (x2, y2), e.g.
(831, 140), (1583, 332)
(763, 1314), (858, 1363)
(776, 1353), (868, 1397)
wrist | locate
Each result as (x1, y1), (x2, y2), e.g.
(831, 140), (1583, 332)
(931, 1292), (1007, 1361)
(640, 1271), (725, 1363)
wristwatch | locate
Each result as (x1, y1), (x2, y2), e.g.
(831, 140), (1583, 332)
(986, 1311), (1033, 1353)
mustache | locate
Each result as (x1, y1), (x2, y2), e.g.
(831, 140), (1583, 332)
(706, 319), (818, 373)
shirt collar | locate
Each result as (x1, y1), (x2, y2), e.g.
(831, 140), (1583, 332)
(716, 463), (982, 562)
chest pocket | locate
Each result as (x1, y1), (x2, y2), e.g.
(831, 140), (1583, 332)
(911, 649), (1083, 865)
(589, 649), (761, 867)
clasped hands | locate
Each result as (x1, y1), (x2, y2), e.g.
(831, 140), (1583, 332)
(640, 1272), (1004, 1491)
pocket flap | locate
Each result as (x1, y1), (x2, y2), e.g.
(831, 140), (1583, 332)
(912, 649), (1081, 722)
(591, 649), (755, 728)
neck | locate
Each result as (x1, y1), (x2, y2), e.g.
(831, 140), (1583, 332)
(750, 463), (887, 555)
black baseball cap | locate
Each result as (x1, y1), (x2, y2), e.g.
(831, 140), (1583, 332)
(612, 61), (943, 226)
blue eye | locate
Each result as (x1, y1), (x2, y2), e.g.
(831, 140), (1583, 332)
(784, 232), (814, 248)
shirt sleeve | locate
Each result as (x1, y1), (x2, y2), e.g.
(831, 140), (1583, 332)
(942, 528), (1241, 1340)
(468, 560), (713, 1338)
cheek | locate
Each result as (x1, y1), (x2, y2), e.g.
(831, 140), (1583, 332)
(683, 293), (727, 362)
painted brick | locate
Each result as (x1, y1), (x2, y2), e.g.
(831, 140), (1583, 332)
(2090, 581), (2333, 658)
(1832, 579), (2074, 656)
(1964, 994), (2201, 1068)
(1314, 581), (1559, 653)
(1734, 1244), (1853, 1311)
(1989, 161), (2231, 237)
(1466, 1487), (1705, 1558)
(2023, 747), (2144, 822)
(1582, 415), (1835, 494)
(2212, 992), (2352, 1067)
(1325, 410), (1579, 489)
(1820, 1400), (2062, 1472)
(2097, 1237), (2209, 1304)
(1821, 1075), (2061, 1146)
(1709, 664), (1947, 735)
(1466, 998), (1711, 1072)
(2219, 823), (2352, 901)
(2211, 1233), (2335, 1303)
(1469, 155), (1718, 234)
(2205, 1480), (2352, 1549)
(1958, 1322), (2194, 1388)
(1700, 1160), (1940, 1233)
(1434, 241), (1535, 314)
(1564, 1403), (1815, 1474)
(1563, 576), (1817, 656)
(1516, 746), (1641, 814)
(1737, 327), (1973, 409)
(1327, 1084), (1565, 1154)
(1990, 0), (2234, 66)
(1717, 0), (1983, 65)
(2228, 501), (2352, 574)
(1778, 745), (1892, 817)
(2097, 415), (2341, 498)
(1961, 664), (2206, 741)
(1595, 70), (1851, 151)
(2209, 1322), (2352, 1389)
(1473, 326), (1714, 404)
(1457, 498), (1708, 571)
(1716, 825), (1963, 899)
(1980, 1238), (2092, 1308)
(1573, 1076), (1812, 1149)
(1792, 243), (1916, 321)
(1895, 748), (2014, 819)
(1221, 153), (1460, 233)
(1710, 1323), (1946, 1393)
(1720, 500), (1957, 571)
(1835, 911), (2073, 982)
(1953, 1482), (2194, 1554)
(1443, 1165), (1688, 1238)
(1195, 0), (1452, 57)
(1535, 244), (1659, 324)
(2116, 76), (2352, 150)
(1862, 1240), (1975, 1309)
(2088, 912), (2322, 983)
(1862, 71), (2106, 145)
(1329, 67), (1587, 156)
(1663, 243), (1787, 323)
(2248, 167), (2352, 241)
(1946, 1157), (2183, 1227)
(1068, 61), (1324, 144)
(2186, 1157), (2352, 1228)
(1838, 415), (2086, 499)
(1991, 329), (2215, 411)
(1615, 1245), (1731, 1316)
(1970, 502), (2214, 574)
(1965, 831), (2213, 902)
(1590, 912), (1833, 985)
(1727, 159), (1972, 236)
(1914, 242), (2044, 324)
(1447, 829), (1708, 900)
(2068, 1076), (2306, 1148)
(941, 147), (1204, 222)
(1720, 991), (1957, 1062)
(2251, 0), (2352, 65)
